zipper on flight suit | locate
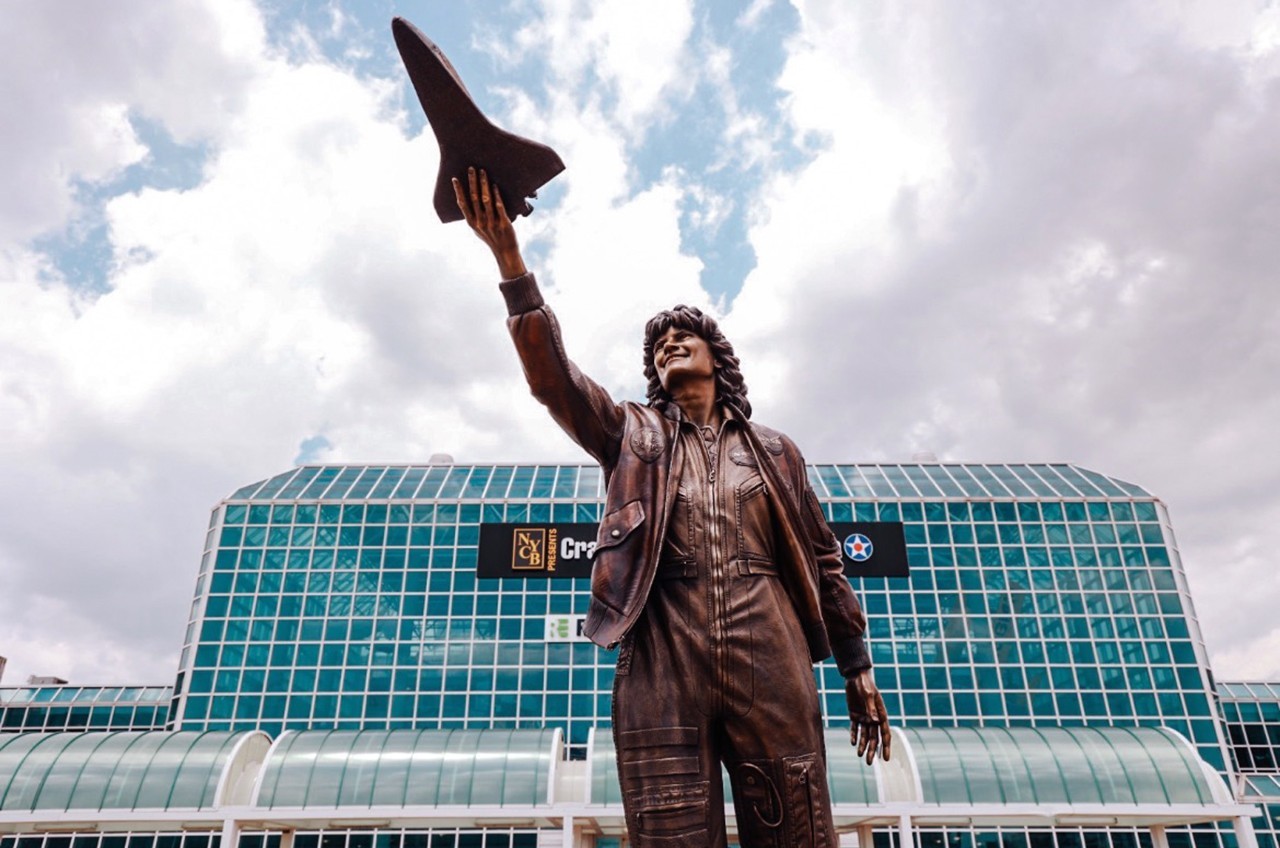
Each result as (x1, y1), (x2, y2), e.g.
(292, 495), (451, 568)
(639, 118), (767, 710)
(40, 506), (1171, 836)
(695, 422), (729, 715)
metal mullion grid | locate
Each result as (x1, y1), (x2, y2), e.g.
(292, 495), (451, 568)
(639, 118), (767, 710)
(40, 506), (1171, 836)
(484, 466), (515, 500)
(259, 468), (305, 500)
(346, 466), (389, 500)
(1033, 464), (1090, 498)
(277, 467), (321, 499)
(965, 465), (1014, 498)
(1008, 464), (1057, 498)
(291, 828), (540, 847)
(1075, 466), (1130, 498)
(575, 464), (602, 499)
(298, 467), (340, 499)
(1047, 528), (1101, 728)
(938, 519), (980, 723)
(947, 507), (993, 727)
(880, 464), (924, 498)
(317, 466), (360, 500)
(369, 468), (408, 499)
(904, 465), (944, 498)
(940, 465), (992, 497)
(854, 465), (897, 499)
(1017, 464), (1067, 498)
(391, 467), (427, 499)
(986, 464), (1035, 498)
(1050, 464), (1108, 498)
(835, 465), (875, 498)
(922, 464), (967, 497)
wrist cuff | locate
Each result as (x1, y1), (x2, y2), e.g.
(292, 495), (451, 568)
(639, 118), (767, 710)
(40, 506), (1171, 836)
(499, 272), (544, 315)
(836, 635), (872, 676)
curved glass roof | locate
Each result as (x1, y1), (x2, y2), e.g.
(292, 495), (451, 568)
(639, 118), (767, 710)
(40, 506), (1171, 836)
(902, 727), (1220, 806)
(254, 728), (560, 809)
(0, 731), (259, 812)
(228, 462), (1150, 503)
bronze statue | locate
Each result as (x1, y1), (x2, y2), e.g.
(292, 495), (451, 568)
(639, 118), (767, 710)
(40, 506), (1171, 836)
(454, 167), (889, 846)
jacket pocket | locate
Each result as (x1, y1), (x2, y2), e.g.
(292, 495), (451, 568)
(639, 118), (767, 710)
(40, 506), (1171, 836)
(596, 499), (645, 553)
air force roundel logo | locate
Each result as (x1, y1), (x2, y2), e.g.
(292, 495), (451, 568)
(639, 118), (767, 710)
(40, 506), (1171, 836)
(843, 533), (874, 562)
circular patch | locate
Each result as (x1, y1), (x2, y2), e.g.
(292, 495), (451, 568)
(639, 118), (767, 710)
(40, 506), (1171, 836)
(762, 436), (785, 456)
(729, 447), (758, 467)
(843, 533), (874, 562)
(629, 428), (666, 462)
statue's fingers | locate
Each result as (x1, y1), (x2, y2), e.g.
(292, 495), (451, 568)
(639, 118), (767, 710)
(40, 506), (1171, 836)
(468, 167), (480, 215)
(881, 723), (893, 762)
(864, 729), (879, 765)
(856, 723), (869, 760)
(493, 184), (508, 221)
(452, 178), (473, 223)
(479, 169), (493, 225)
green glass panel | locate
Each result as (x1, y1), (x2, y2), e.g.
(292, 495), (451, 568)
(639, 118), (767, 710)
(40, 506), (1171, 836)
(0, 733), (81, 810)
(61, 732), (139, 810)
(333, 730), (386, 806)
(821, 730), (877, 804)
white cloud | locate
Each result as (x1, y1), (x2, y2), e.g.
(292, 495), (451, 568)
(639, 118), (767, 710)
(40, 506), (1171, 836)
(726, 0), (1280, 679)
(512, 0), (696, 135)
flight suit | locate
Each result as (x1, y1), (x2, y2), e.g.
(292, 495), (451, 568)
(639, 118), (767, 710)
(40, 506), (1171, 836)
(613, 412), (836, 847)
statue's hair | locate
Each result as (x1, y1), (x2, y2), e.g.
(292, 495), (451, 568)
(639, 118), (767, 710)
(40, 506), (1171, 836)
(642, 305), (751, 419)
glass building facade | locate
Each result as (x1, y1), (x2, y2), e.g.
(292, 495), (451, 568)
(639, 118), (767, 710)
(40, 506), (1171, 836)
(0, 687), (171, 732)
(1221, 683), (1280, 848)
(171, 462), (1225, 765)
(1, 460), (1275, 847)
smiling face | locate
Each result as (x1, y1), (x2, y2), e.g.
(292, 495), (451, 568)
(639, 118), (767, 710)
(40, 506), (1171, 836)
(654, 326), (716, 392)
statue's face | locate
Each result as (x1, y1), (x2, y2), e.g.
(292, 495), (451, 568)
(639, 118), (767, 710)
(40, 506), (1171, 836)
(654, 326), (715, 392)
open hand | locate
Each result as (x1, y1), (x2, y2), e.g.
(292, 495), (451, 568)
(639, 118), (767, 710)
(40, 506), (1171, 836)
(453, 166), (527, 279)
(846, 669), (892, 764)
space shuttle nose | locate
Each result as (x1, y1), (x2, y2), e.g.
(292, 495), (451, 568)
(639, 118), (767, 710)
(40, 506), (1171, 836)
(391, 16), (566, 223)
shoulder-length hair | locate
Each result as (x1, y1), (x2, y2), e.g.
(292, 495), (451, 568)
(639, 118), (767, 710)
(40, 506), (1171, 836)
(642, 305), (751, 419)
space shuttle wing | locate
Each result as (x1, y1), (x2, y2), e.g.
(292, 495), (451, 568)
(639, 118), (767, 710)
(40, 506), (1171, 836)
(392, 16), (566, 223)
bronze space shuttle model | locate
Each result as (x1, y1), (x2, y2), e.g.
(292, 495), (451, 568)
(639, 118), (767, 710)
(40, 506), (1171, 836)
(391, 16), (566, 223)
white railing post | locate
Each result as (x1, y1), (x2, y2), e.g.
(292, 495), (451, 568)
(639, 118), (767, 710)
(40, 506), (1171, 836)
(898, 815), (916, 848)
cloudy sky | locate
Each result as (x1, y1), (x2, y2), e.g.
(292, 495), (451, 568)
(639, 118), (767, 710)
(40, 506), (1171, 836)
(2, 0), (1279, 688)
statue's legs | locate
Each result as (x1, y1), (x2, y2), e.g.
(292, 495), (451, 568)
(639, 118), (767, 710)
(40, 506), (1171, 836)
(613, 567), (835, 847)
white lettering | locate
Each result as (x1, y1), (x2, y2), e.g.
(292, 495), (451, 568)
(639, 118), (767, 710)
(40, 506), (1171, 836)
(558, 536), (599, 560)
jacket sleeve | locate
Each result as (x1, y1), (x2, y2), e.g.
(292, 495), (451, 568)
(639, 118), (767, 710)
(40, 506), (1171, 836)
(500, 272), (625, 469)
(794, 454), (873, 676)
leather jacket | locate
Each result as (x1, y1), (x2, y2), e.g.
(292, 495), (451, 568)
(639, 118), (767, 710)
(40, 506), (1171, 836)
(500, 273), (871, 676)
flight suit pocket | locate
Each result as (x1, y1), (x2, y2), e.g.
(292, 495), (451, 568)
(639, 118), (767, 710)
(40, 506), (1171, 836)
(596, 499), (645, 553)
(627, 781), (710, 845)
(618, 727), (709, 846)
(731, 761), (785, 848)
(592, 500), (645, 605)
(784, 754), (832, 848)
(735, 476), (773, 562)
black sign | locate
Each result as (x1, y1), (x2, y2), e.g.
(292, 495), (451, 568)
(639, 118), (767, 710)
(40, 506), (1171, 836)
(829, 522), (910, 578)
(478, 520), (909, 579)
(477, 523), (598, 578)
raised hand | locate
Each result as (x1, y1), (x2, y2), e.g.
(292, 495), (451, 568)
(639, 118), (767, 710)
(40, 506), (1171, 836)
(846, 669), (892, 764)
(453, 166), (527, 280)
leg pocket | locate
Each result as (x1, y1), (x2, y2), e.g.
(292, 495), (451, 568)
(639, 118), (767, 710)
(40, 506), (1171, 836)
(618, 726), (712, 846)
(729, 761), (785, 848)
(627, 780), (711, 845)
(784, 753), (834, 848)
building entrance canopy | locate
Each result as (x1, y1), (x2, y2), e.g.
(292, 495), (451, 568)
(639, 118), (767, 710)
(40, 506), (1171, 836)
(0, 726), (1255, 840)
